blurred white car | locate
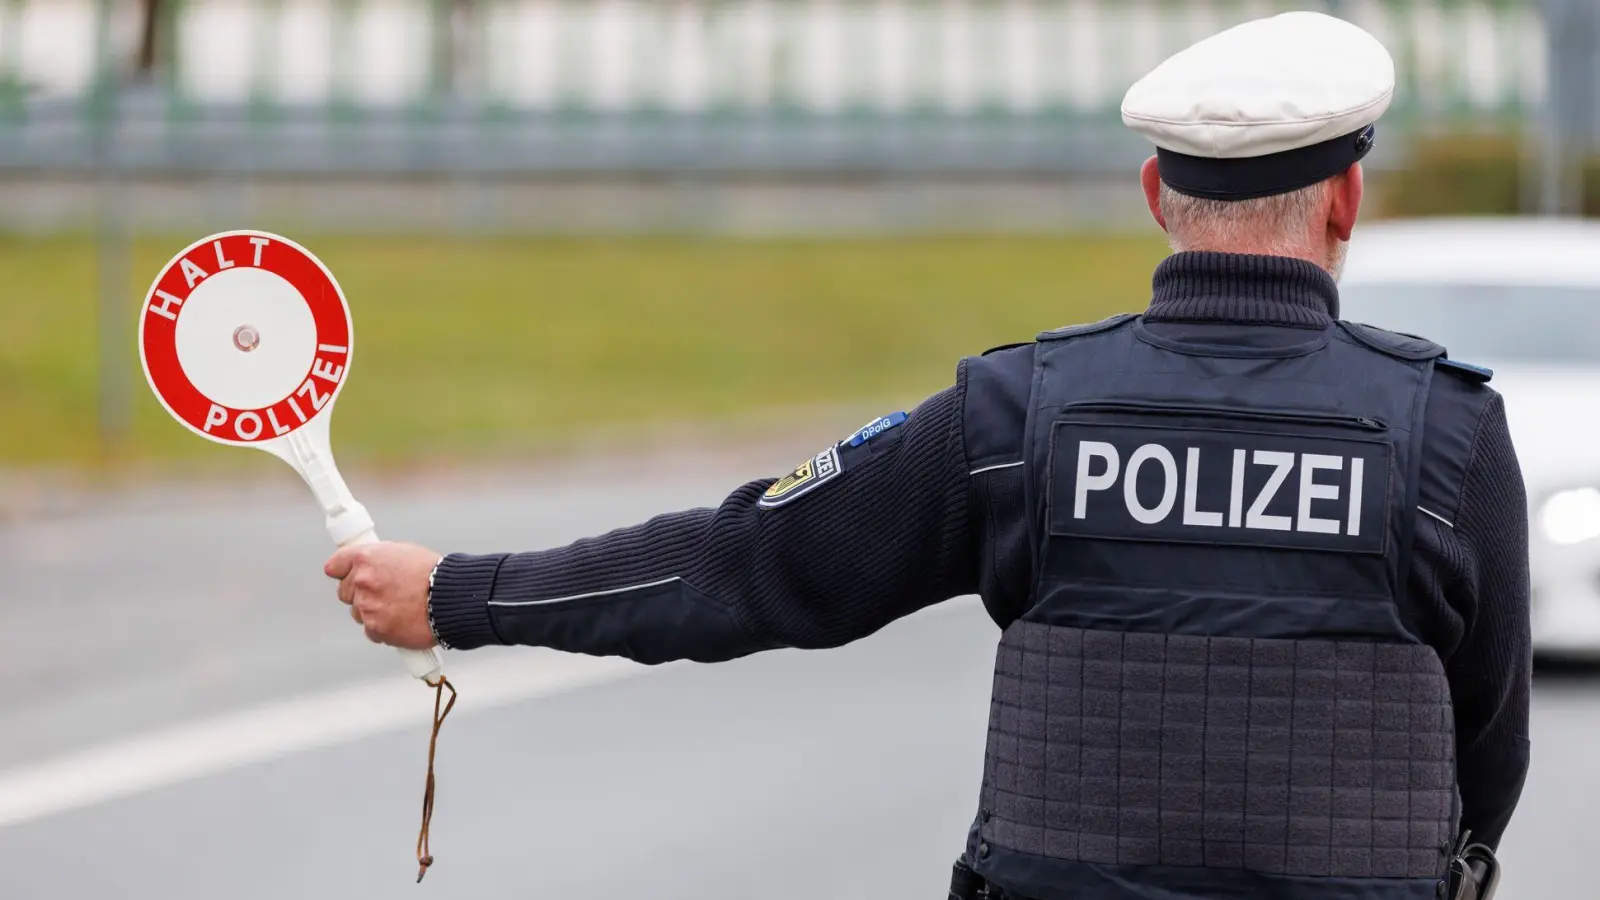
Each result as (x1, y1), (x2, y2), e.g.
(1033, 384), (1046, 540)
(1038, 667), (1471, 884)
(1339, 217), (1600, 659)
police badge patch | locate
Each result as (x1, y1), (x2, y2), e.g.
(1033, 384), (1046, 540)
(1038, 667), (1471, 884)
(759, 446), (842, 509)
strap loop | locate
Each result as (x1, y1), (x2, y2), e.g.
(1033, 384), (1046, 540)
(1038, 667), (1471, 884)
(416, 675), (456, 883)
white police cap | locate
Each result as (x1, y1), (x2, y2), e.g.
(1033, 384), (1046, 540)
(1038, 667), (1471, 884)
(1121, 11), (1395, 201)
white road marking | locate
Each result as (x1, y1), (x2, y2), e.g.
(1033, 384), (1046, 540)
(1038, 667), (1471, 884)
(0, 597), (982, 832)
(0, 651), (656, 830)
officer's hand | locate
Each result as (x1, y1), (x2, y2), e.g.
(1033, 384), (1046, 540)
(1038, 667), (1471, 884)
(324, 541), (441, 650)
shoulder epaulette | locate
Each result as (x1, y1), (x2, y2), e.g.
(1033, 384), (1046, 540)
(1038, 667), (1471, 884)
(980, 341), (1033, 357)
(1336, 320), (1445, 361)
(1435, 357), (1494, 384)
(1037, 313), (1138, 342)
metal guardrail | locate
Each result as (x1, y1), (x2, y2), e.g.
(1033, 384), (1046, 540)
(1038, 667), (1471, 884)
(0, 0), (1551, 174)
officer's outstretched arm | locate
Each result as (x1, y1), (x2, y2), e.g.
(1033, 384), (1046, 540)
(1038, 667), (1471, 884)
(426, 382), (979, 664)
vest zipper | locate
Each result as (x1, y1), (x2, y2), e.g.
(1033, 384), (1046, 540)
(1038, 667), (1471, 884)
(1057, 400), (1387, 431)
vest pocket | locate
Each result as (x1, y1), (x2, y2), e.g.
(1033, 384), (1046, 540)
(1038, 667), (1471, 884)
(1057, 400), (1386, 433)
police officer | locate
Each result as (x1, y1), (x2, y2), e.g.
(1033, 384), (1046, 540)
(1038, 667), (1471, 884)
(328, 11), (1530, 900)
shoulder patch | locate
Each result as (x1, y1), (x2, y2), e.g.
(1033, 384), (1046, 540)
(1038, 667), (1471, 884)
(1037, 313), (1138, 343)
(759, 446), (843, 509)
(844, 411), (908, 447)
(1435, 357), (1494, 383)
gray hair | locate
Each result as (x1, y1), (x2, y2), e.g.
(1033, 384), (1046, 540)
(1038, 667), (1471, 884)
(1157, 180), (1332, 257)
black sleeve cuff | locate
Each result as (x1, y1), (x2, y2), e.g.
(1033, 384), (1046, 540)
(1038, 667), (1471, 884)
(428, 552), (506, 650)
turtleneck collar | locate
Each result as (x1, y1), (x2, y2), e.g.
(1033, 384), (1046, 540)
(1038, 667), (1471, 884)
(1144, 251), (1339, 328)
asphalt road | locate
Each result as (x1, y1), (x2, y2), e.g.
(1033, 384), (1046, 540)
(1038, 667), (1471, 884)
(0, 449), (1593, 900)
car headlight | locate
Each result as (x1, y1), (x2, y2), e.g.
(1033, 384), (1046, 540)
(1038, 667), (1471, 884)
(1539, 487), (1600, 545)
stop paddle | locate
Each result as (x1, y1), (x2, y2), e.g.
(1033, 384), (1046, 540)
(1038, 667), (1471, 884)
(137, 230), (453, 881)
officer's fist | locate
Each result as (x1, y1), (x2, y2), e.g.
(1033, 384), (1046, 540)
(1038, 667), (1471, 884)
(324, 541), (442, 650)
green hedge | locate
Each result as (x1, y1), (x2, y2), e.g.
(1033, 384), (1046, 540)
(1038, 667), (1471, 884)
(1378, 133), (1600, 218)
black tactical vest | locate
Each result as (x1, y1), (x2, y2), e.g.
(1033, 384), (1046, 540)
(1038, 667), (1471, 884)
(965, 314), (1457, 900)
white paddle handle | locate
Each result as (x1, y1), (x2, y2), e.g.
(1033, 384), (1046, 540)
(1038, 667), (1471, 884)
(341, 528), (446, 684)
(279, 427), (445, 684)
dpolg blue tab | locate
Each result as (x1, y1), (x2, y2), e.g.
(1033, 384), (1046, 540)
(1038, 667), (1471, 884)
(846, 411), (908, 447)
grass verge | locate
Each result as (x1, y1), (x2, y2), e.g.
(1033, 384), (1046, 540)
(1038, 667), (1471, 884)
(0, 233), (1170, 471)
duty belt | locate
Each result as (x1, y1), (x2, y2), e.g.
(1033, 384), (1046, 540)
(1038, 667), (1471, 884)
(948, 839), (1501, 900)
(948, 859), (1018, 900)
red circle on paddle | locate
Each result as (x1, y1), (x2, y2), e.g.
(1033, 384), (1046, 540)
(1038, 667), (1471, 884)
(138, 231), (356, 446)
